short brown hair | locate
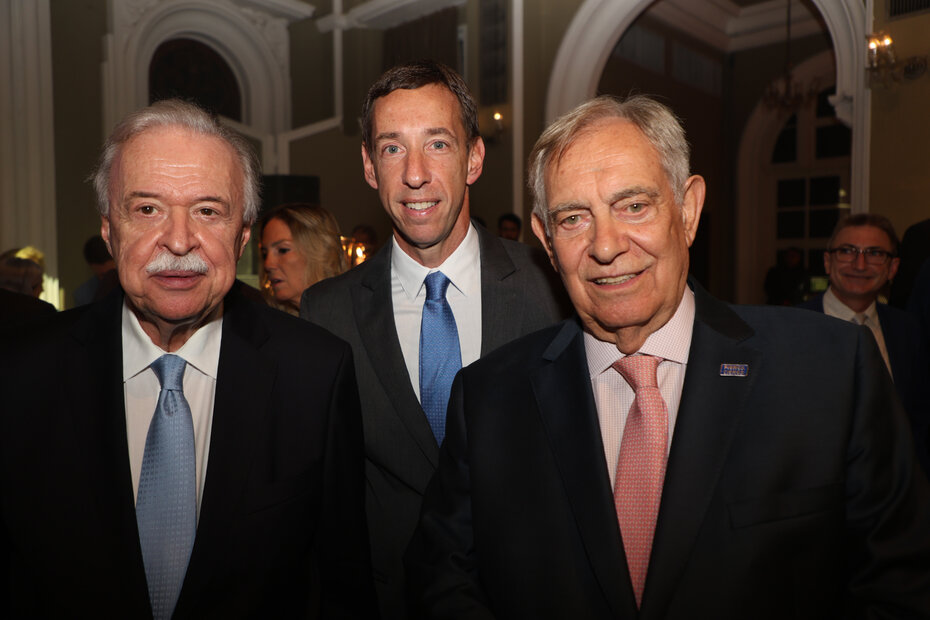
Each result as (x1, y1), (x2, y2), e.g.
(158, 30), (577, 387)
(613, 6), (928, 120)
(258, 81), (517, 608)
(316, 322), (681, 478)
(828, 214), (900, 255)
(360, 60), (479, 155)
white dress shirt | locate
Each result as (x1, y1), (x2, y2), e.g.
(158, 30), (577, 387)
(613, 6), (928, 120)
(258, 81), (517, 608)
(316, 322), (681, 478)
(585, 287), (695, 488)
(121, 301), (220, 517)
(391, 223), (482, 402)
(822, 287), (893, 378)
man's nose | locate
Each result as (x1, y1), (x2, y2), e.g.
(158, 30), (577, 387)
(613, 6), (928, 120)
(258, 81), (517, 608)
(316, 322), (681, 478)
(852, 250), (868, 268)
(403, 150), (430, 189)
(162, 209), (197, 255)
(588, 218), (629, 264)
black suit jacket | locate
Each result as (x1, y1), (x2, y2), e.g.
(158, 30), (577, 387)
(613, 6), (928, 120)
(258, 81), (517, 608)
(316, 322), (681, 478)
(798, 293), (930, 477)
(406, 282), (930, 619)
(0, 287), (56, 326)
(301, 225), (570, 618)
(0, 283), (376, 618)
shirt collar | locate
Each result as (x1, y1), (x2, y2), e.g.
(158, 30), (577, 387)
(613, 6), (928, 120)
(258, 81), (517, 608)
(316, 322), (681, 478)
(584, 286), (696, 378)
(823, 287), (878, 323)
(121, 300), (223, 381)
(391, 222), (480, 300)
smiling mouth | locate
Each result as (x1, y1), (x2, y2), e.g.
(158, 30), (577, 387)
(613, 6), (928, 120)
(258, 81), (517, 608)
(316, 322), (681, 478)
(594, 273), (639, 285)
(404, 201), (439, 211)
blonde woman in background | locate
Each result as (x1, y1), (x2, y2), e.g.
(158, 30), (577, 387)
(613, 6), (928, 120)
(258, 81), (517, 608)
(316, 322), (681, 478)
(259, 203), (348, 314)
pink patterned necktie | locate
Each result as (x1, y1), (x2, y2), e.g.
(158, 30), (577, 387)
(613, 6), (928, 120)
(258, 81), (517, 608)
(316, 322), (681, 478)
(612, 354), (669, 608)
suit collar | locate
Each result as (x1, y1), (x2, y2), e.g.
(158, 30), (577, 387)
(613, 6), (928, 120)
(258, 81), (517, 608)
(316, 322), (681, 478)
(477, 224), (528, 355)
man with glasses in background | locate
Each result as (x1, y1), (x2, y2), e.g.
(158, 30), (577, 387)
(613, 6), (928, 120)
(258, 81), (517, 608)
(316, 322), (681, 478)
(800, 213), (930, 477)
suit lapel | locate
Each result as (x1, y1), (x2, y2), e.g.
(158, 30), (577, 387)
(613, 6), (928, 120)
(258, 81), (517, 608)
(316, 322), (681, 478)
(353, 246), (439, 465)
(476, 225), (520, 354)
(876, 304), (905, 379)
(531, 321), (638, 617)
(178, 286), (273, 608)
(642, 283), (761, 617)
(68, 291), (157, 612)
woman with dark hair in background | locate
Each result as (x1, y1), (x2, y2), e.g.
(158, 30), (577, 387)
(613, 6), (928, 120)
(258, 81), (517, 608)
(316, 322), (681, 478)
(259, 203), (348, 314)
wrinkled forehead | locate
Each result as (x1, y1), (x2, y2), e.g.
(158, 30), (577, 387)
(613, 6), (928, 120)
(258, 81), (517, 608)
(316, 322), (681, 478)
(543, 119), (661, 204)
(109, 127), (245, 209)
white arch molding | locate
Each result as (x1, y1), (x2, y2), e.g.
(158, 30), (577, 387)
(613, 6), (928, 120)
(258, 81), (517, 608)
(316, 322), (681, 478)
(101, 0), (313, 166)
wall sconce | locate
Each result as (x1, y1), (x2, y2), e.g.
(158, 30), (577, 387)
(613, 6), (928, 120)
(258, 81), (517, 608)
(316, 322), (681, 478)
(867, 32), (927, 87)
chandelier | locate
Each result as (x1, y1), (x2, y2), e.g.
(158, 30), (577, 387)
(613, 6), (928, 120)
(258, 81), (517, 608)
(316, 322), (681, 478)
(763, 0), (819, 112)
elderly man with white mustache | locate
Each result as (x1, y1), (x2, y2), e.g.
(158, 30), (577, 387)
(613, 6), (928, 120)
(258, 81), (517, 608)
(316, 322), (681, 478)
(0, 99), (376, 619)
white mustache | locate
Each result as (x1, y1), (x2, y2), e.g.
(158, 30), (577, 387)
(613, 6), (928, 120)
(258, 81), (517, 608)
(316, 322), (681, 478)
(145, 252), (209, 275)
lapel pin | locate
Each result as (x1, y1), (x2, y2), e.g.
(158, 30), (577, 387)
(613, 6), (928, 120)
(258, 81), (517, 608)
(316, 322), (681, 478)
(719, 363), (749, 377)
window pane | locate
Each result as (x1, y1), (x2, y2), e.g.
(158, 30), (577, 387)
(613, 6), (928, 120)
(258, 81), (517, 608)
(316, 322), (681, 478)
(809, 176), (840, 205)
(777, 211), (805, 239)
(149, 39), (241, 121)
(809, 208), (840, 238)
(777, 178), (806, 208)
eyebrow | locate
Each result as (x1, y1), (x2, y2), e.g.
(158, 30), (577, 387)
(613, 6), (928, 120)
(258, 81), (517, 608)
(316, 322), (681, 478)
(547, 186), (660, 219)
(123, 191), (228, 206)
(373, 127), (456, 143)
(605, 186), (660, 204)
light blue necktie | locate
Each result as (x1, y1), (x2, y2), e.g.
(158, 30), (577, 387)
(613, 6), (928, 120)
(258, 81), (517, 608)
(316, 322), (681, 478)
(136, 354), (197, 620)
(419, 271), (462, 444)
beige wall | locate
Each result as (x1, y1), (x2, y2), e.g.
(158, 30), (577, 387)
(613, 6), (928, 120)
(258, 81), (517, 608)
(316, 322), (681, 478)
(50, 0), (108, 307)
(870, 3), (930, 236)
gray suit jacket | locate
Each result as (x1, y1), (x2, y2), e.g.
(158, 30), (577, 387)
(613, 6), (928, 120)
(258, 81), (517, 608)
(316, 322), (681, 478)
(301, 224), (570, 619)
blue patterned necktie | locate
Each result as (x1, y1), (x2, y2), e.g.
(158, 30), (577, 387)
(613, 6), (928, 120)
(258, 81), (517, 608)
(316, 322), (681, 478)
(136, 354), (197, 620)
(419, 271), (462, 444)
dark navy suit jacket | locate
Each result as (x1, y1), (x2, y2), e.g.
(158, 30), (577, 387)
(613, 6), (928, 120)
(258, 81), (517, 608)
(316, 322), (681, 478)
(407, 282), (930, 618)
(799, 292), (930, 477)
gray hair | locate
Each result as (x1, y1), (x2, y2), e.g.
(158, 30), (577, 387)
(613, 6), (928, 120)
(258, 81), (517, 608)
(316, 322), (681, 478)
(527, 95), (691, 237)
(91, 99), (261, 225)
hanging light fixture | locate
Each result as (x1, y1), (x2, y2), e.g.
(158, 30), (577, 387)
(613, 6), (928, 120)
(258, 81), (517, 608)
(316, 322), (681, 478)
(763, 0), (818, 112)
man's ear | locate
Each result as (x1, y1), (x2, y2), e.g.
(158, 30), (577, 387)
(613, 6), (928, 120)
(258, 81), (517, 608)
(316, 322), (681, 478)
(100, 216), (112, 255)
(237, 226), (252, 260)
(466, 137), (486, 185)
(531, 214), (559, 273)
(680, 175), (705, 247)
(361, 144), (378, 190)
(888, 256), (900, 281)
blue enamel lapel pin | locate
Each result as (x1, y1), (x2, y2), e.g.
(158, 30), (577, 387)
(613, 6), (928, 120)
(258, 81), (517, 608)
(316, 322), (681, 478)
(719, 363), (749, 377)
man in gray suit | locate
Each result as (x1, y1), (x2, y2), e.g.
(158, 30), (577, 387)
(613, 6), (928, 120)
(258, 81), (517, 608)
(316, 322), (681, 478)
(301, 60), (569, 619)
